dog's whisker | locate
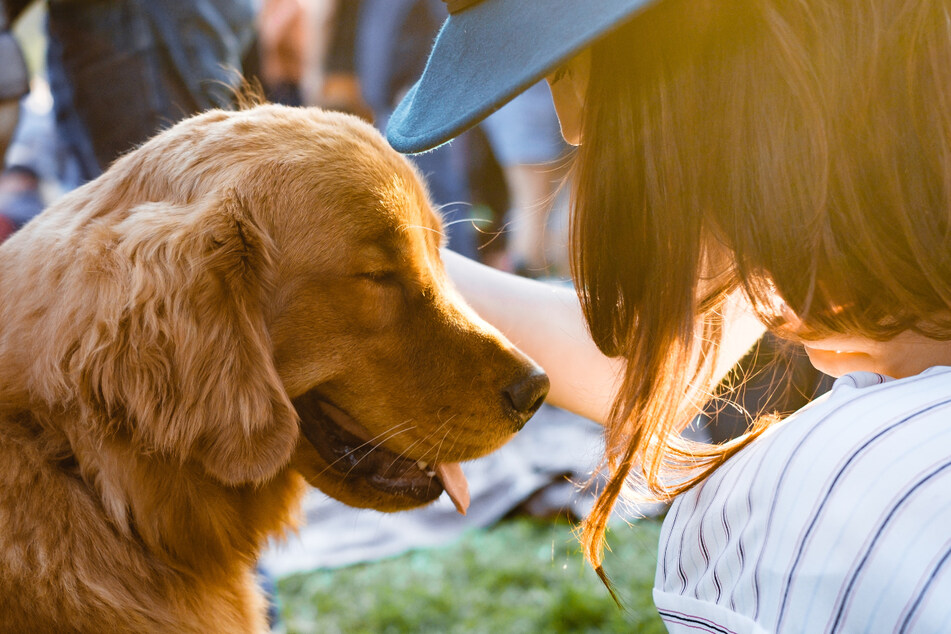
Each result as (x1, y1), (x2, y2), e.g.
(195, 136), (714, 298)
(386, 415), (452, 464)
(403, 223), (447, 239)
(393, 436), (429, 465)
(313, 420), (418, 478)
(357, 420), (417, 448)
(429, 414), (458, 467)
(442, 217), (494, 228)
(403, 216), (494, 241)
(325, 420), (428, 478)
(443, 433), (463, 460)
(433, 200), (472, 213)
(386, 411), (461, 468)
(408, 413), (456, 456)
(332, 422), (418, 475)
(474, 220), (518, 248)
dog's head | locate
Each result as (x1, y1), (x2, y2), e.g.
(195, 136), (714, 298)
(16, 105), (547, 513)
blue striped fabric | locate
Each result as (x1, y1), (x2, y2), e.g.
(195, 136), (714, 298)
(654, 366), (951, 633)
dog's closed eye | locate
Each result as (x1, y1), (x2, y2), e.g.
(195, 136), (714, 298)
(357, 271), (402, 286)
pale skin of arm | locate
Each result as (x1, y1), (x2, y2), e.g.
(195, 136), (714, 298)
(442, 248), (625, 423)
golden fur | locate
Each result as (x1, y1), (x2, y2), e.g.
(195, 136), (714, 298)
(0, 105), (547, 632)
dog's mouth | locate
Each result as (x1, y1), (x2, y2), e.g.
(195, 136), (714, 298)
(292, 390), (470, 514)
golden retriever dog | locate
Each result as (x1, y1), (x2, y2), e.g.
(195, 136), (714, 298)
(0, 104), (549, 632)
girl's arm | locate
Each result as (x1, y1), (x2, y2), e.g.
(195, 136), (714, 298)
(443, 249), (624, 423)
(442, 249), (766, 425)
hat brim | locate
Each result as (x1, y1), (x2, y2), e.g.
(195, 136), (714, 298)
(385, 0), (655, 154)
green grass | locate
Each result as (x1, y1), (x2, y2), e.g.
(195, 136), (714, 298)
(276, 516), (666, 634)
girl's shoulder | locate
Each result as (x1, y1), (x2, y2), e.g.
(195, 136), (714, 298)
(655, 365), (951, 634)
(736, 364), (951, 477)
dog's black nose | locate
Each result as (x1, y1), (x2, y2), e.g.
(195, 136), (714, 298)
(503, 367), (550, 430)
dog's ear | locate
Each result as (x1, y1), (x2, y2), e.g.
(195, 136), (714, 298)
(74, 192), (298, 485)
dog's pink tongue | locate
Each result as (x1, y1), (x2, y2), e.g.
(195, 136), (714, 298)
(435, 463), (469, 515)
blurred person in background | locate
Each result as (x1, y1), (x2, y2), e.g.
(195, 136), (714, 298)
(0, 0), (31, 239)
(480, 82), (570, 279)
(356, 0), (479, 259)
(0, 0), (268, 224)
(0, 2), (27, 160)
(256, 0), (308, 106)
(311, 0), (371, 118)
(357, 0), (573, 268)
(4, 0), (258, 183)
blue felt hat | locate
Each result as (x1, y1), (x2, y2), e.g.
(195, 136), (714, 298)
(385, 0), (656, 154)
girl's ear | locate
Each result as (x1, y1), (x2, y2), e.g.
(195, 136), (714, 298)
(73, 192), (298, 485)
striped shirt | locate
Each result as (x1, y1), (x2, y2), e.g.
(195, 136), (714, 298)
(654, 365), (951, 634)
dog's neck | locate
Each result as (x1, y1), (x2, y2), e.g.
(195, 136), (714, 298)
(41, 407), (305, 575)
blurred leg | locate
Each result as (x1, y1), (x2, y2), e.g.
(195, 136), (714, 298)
(501, 162), (565, 276)
(480, 82), (567, 277)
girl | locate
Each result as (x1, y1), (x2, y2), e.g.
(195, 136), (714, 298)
(387, 0), (951, 631)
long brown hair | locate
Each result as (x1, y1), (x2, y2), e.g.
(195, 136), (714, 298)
(571, 0), (951, 588)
